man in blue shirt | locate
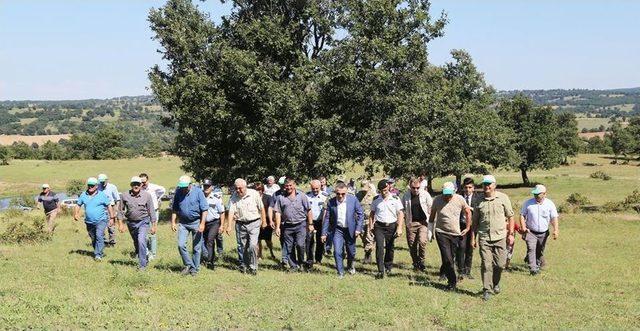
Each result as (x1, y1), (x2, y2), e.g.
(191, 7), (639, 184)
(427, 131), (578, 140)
(97, 173), (120, 246)
(74, 177), (115, 261)
(171, 175), (208, 276)
(520, 184), (559, 275)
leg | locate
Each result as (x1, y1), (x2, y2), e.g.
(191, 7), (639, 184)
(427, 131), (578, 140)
(107, 223), (117, 244)
(374, 224), (386, 273)
(235, 224), (245, 266)
(177, 223), (194, 270)
(46, 210), (58, 232)
(246, 221), (260, 272)
(282, 225), (297, 268)
(525, 232), (539, 272)
(537, 232), (549, 269)
(147, 233), (158, 258)
(436, 233), (457, 287)
(416, 224), (428, 269)
(333, 227), (345, 275)
(216, 232), (224, 254)
(492, 238), (507, 288)
(305, 225), (315, 267)
(478, 238), (493, 291)
(314, 221), (323, 263)
(345, 230), (356, 271)
(406, 222), (418, 268)
(280, 232), (288, 265)
(384, 223), (397, 272)
(191, 224), (203, 272)
(127, 222), (139, 256)
(266, 240), (276, 259)
(464, 233), (474, 276)
(85, 223), (97, 256)
(294, 223), (307, 268)
(94, 221), (107, 258)
(456, 232), (468, 274)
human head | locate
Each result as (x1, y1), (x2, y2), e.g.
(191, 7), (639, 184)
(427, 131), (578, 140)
(418, 173), (426, 181)
(462, 177), (475, 196)
(284, 178), (296, 195)
(41, 183), (50, 194)
(267, 176), (275, 185)
(177, 175), (191, 192)
(387, 177), (396, 188)
(409, 177), (421, 196)
(98, 173), (108, 184)
(481, 175), (496, 196)
(310, 179), (321, 195)
(442, 182), (455, 200)
(139, 173), (149, 188)
(532, 184), (547, 202)
(319, 176), (327, 188)
(360, 180), (370, 191)
(87, 177), (99, 194)
(202, 178), (213, 195)
(235, 178), (247, 197)
(335, 182), (348, 202)
(278, 176), (286, 186)
(377, 179), (389, 197)
(130, 176), (142, 194)
(254, 182), (264, 195)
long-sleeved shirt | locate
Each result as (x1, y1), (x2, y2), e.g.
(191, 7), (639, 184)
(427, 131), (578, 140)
(143, 182), (166, 210)
(119, 190), (157, 222)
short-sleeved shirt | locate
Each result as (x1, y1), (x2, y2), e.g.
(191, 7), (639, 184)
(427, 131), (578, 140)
(306, 191), (328, 221)
(371, 196), (404, 224)
(205, 192), (225, 222)
(38, 191), (59, 213)
(228, 189), (264, 222)
(520, 198), (558, 233)
(264, 184), (280, 196)
(474, 191), (515, 241)
(274, 190), (310, 224)
(119, 190), (157, 222)
(77, 191), (111, 224)
(431, 194), (467, 236)
(172, 186), (208, 223)
(98, 182), (120, 205)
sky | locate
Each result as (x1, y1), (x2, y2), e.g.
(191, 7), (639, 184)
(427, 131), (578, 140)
(1, 0), (638, 100)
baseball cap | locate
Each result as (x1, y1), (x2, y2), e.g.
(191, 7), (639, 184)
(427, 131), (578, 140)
(442, 182), (455, 195)
(98, 174), (108, 182)
(87, 177), (99, 186)
(278, 176), (286, 185)
(482, 175), (496, 185)
(377, 179), (389, 191)
(41, 184), (50, 189)
(177, 175), (191, 188)
(202, 178), (213, 186)
(267, 175), (275, 181)
(130, 176), (142, 184)
(532, 184), (547, 195)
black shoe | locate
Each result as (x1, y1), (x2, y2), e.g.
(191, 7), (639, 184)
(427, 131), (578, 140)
(207, 262), (215, 270)
(530, 269), (540, 276)
(439, 274), (446, 281)
(446, 284), (457, 292)
(375, 272), (385, 279)
(189, 269), (198, 276)
(240, 266), (247, 274)
(493, 285), (501, 294)
(385, 268), (393, 276)
(482, 290), (491, 301)
(418, 264), (426, 272)
(363, 252), (372, 264)
(248, 268), (257, 276)
(338, 273), (345, 279)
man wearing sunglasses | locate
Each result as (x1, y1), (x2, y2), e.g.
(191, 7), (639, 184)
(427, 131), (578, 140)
(471, 175), (515, 301)
(401, 177), (433, 272)
(520, 184), (559, 276)
(117, 176), (157, 270)
(74, 177), (115, 261)
(321, 182), (364, 278)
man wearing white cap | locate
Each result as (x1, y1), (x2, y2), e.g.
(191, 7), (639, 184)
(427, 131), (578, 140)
(264, 176), (280, 196)
(117, 176), (157, 270)
(38, 184), (60, 232)
(429, 182), (471, 290)
(74, 177), (115, 261)
(97, 173), (120, 246)
(520, 184), (559, 275)
(171, 175), (208, 276)
(472, 175), (515, 301)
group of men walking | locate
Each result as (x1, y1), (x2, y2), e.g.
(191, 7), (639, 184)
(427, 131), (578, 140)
(68, 172), (559, 301)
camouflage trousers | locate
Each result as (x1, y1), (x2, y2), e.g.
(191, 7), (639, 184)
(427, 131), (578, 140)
(361, 222), (375, 253)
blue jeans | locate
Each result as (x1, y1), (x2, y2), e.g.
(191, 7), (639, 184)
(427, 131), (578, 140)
(86, 220), (108, 258)
(146, 210), (159, 257)
(127, 218), (150, 268)
(332, 226), (356, 275)
(282, 222), (306, 268)
(177, 220), (203, 272)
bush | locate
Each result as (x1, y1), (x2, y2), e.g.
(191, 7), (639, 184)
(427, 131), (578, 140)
(0, 208), (25, 221)
(622, 189), (640, 206)
(600, 201), (626, 213)
(0, 215), (52, 244)
(12, 195), (37, 209)
(589, 171), (611, 180)
(66, 179), (85, 197)
(566, 193), (591, 206)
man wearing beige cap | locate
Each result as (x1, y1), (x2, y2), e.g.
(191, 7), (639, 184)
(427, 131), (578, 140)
(38, 184), (60, 232)
(472, 175), (515, 301)
(520, 184), (559, 275)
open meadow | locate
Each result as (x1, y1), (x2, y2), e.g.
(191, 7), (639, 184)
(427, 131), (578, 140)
(0, 154), (639, 329)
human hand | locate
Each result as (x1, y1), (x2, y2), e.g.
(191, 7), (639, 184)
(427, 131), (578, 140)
(171, 223), (177, 232)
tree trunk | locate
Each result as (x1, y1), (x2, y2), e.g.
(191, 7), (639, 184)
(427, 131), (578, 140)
(520, 167), (530, 185)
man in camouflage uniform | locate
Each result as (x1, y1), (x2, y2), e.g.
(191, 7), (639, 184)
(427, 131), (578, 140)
(355, 180), (376, 264)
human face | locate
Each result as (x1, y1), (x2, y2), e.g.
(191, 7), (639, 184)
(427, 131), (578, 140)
(534, 192), (546, 203)
(267, 177), (274, 185)
(140, 177), (149, 189)
(310, 182), (321, 195)
(236, 184), (246, 197)
(482, 182), (495, 196)
(203, 185), (213, 195)
(410, 183), (421, 196)
(320, 178), (327, 187)
(464, 184), (474, 196)
(335, 188), (347, 202)
(42, 187), (50, 194)
(87, 184), (98, 194)
(381, 186), (390, 198)
(130, 182), (142, 194)
(284, 181), (296, 195)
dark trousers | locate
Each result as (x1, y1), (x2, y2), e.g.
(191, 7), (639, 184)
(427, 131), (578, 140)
(305, 220), (324, 266)
(374, 222), (397, 273)
(282, 222), (306, 268)
(525, 230), (549, 272)
(456, 231), (474, 275)
(202, 219), (221, 265)
(436, 232), (461, 287)
(215, 232), (224, 254)
(127, 219), (149, 268)
(332, 226), (356, 275)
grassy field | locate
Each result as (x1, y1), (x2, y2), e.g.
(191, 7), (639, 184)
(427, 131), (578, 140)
(1, 154), (639, 329)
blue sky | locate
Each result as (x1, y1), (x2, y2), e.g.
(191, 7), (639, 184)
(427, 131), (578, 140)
(1, 0), (638, 100)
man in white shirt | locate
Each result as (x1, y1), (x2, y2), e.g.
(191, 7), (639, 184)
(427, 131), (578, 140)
(306, 180), (328, 268)
(264, 175), (280, 196)
(370, 179), (404, 279)
(520, 184), (559, 275)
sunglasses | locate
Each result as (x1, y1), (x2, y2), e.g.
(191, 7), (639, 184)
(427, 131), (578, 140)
(410, 186), (420, 190)
(131, 183), (141, 187)
(87, 184), (96, 188)
(335, 193), (346, 196)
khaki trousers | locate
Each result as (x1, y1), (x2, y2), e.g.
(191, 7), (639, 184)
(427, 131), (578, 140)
(405, 221), (428, 267)
(479, 237), (507, 291)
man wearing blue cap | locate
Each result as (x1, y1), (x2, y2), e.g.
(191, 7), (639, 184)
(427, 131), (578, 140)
(472, 175), (515, 301)
(171, 175), (208, 276)
(520, 184), (559, 275)
(74, 177), (115, 261)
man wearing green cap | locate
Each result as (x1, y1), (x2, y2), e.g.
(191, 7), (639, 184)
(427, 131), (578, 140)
(472, 175), (515, 301)
(171, 175), (208, 276)
(117, 176), (157, 270)
(429, 182), (471, 290)
(74, 177), (115, 261)
(520, 184), (559, 275)
(97, 173), (120, 246)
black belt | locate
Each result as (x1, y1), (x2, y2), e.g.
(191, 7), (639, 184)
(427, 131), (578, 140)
(375, 222), (397, 227)
(530, 229), (549, 235)
(237, 218), (260, 224)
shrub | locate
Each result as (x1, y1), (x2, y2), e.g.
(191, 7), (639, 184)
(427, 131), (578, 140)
(66, 179), (85, 197)
(0, 208), (26, 221)
(566, 193), (591, 206)
(600, 201), (626, 213)
(622, 189), (640, 206)
(12, 195), (37, 209)
(0, 215), (52, 244)
(589, 171), (611, 180)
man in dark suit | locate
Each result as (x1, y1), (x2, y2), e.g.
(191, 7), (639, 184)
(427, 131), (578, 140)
(321, 182), (364, 278)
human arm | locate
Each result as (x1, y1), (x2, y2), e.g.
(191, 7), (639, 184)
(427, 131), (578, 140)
(460, 202), (472, 236)
(551, 217), (559, 239)
(354, 199), (364, 236)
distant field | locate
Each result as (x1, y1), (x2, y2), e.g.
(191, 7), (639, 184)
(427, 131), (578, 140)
(0, 134), (71, 146)
(576, 117), (611, 130)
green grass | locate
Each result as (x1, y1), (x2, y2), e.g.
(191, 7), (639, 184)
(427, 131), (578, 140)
(1, 154), (640, 328)
(576, 117), (611, 130)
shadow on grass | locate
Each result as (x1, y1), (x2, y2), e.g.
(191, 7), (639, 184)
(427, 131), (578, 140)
(153, 262), (185, 273)
(68, 249), (94, 257)
(109, 259), (138, 267)
(408, 275), (479, 297)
